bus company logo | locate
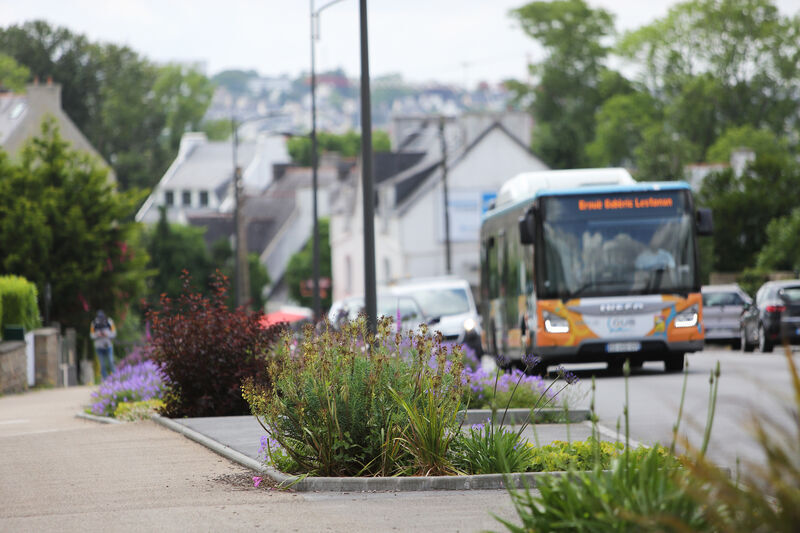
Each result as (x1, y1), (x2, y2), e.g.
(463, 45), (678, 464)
(608, 317), (636, 332)
(599, 302), (644, 313)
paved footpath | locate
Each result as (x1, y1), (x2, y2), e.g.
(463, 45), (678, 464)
(0, 387), (519, 533)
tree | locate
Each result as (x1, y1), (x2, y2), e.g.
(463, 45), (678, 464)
(0, 119), (149, 332)
(698, 156), (800, 271)
(706, 125), (789, 164)
(285, 218), (331, 309)
(618, 0), (800, 140)
(145, 207), (212, 301)
(586, 91), (661, 167)
(756, 208), (800, 273)
(287, 130), (391, 166)
(201, 119), (232, 141)
(153, 64), (215, 153)
(0, 21), (217, 193)
(633, 123), (700, 181)
(0, 53), (30, 91)
(510, 0), (621, 168)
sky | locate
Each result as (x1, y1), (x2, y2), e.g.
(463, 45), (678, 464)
(0, 0), (797, 86)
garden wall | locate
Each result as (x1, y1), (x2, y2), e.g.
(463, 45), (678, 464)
(0, 341), (27, 394)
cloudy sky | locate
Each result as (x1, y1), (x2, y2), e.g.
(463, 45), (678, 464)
(1, 1), (797, 86)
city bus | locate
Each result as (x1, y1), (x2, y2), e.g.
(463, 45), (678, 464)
(479, 168), (713, 373)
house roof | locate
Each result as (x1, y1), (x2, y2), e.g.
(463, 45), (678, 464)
(391, 121), (540, 210)
(0, 94), (29, 146)
(166, 141), (257, 191)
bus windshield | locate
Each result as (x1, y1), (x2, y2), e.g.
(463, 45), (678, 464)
(538, 190), (697, 299)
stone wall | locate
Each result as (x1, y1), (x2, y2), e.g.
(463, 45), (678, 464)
(0, 341), (27, 394)
(34, 328), (60, 387)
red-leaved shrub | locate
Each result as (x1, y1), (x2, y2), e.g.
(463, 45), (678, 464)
(146, 271), (283, 417)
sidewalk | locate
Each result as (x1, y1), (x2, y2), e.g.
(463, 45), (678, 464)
(0, 387), (520, 532)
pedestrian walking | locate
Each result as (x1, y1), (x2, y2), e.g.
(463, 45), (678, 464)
(90, 310), (117, 379)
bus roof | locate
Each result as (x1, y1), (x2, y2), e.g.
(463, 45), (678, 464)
(483, 168), (691, 221)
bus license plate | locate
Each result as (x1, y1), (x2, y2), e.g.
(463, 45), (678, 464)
(607, 342), (641, 353)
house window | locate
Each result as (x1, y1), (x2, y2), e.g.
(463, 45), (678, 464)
(182, 190), (192, 206)
(165, 190), (174, 206)
(199, 190), (209, 207)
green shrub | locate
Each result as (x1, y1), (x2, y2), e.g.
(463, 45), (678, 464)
(242, 317), (467, 477)
(0, 275), (40, 332)
(114, 399), (165, 421)
(527, 438), (668, 472)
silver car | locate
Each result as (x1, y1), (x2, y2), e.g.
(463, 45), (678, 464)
(702, 284), (752, 349)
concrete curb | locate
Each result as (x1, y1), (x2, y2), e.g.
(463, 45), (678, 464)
(153, 413), (603, 492)
(76, 412), (123, 425)
(462, 408), (590, 425)
(151, 415), (294, 486)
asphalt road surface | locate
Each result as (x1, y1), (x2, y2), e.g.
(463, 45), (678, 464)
(558, 344), (799, 475)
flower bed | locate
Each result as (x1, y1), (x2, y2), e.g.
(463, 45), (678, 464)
(243, 317), (593, 479)
(89, 360), (168, 417)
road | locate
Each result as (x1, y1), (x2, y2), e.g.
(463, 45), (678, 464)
(559, 345), (799, 475)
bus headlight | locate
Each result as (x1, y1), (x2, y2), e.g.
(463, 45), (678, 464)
(543, 311), (569, 333)
(463, 318), (477, 332)
(674, 305), (698, 328)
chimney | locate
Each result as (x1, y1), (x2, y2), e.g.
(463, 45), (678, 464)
(26, 80), (62, 110)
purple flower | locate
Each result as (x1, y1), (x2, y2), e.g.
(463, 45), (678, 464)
(523, 353), (541, 370)
(253, 476), (262, 487)
(556, 366), (579, 385)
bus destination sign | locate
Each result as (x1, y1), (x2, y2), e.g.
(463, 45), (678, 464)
(578, 196), (674, 212)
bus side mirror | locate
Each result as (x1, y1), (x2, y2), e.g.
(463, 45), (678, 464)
(696, 208), (713, 236)
(519, 208), (536, 244)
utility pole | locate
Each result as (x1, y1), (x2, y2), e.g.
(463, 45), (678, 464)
(360, 0), (377, 333)
(231, 117), (250, 308)
(438, 116), (452, 274)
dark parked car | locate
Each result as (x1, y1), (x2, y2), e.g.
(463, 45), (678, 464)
(740, 280), (800, 352)
(702, 284), (752, 349)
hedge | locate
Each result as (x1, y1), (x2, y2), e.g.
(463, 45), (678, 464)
(0, 275), (41, 332)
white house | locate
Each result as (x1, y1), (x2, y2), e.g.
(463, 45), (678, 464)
(330, 112), (548, 301)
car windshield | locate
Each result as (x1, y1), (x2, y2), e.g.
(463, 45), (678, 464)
(404, 288), (471, 317)
(538, 190), (698, 299)
(703, 292), (744, 306)
(377, 296), (423, 322)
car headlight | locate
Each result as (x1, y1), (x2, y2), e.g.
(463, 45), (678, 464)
(463, 318), (477, 332)
(543, 311), (569, 333)
(674, 305), (698, 328)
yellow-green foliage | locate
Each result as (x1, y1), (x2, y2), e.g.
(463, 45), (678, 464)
(113, 399), (164, 421)
(527, 438), (667, 472)
(0, 275), (40, 332)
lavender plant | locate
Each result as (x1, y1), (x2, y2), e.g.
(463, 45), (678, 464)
(89, 360), (168, 417)
(451, 355), (580, 475)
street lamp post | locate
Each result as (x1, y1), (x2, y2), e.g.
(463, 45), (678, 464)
(310, 0), (346, 322)
(359, 0), (377, 333)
